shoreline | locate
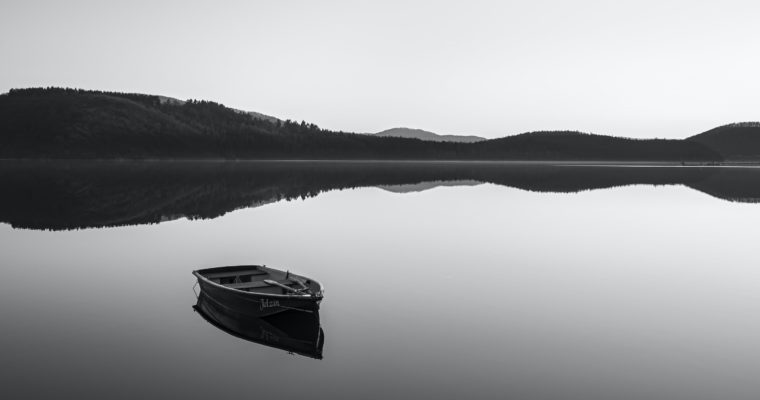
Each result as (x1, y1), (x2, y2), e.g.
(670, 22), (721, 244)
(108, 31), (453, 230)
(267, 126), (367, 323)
(1, 158), (759, 167)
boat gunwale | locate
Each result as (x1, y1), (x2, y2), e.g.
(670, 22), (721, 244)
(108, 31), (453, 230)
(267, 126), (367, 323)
(192, 265), (324, 300)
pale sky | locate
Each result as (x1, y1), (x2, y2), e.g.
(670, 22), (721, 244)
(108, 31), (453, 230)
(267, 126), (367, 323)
(2, 0), (759, 139)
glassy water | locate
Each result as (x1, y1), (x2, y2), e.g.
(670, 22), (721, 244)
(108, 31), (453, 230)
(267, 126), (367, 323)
(2, 161), (760, 399)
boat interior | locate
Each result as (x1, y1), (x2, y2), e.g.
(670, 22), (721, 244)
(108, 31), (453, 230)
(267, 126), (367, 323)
(200, 265), (318, 295)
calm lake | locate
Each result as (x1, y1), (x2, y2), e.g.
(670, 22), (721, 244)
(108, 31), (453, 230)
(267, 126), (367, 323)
(2, 161), (760, 399)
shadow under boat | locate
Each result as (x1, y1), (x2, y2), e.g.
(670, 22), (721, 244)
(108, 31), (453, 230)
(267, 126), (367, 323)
(194, 292), (325, 359)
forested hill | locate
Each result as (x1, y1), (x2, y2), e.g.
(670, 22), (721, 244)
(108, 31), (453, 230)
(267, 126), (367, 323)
(687, 122), (760, 161)
(469, 131), (722, 161)
(0, 88), (728, 161)
(0, 88), (457, 159)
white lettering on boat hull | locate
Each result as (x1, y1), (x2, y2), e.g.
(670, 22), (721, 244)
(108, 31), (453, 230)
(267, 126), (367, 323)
(260, 299), (281, 310)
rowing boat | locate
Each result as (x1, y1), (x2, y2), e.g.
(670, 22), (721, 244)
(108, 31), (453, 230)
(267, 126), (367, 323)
(192, 265), (324, 317)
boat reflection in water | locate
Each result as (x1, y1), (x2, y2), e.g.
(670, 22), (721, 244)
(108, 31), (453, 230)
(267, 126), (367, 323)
(193, 292), (325, 359)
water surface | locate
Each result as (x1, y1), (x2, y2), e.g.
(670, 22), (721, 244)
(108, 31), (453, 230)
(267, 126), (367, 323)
(2, 161), (760, 399)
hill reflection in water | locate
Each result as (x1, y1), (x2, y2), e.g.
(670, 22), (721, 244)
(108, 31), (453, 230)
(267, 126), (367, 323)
(1, 160), (759, 230)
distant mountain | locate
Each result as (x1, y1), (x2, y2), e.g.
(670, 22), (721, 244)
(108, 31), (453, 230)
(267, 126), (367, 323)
(375, 127), (486, 143)
(157, 95), (185, 106)
(688, 122), (760, 161)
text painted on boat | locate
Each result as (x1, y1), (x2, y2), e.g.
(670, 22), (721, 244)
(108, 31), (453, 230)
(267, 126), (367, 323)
(260, 299), (280, 310)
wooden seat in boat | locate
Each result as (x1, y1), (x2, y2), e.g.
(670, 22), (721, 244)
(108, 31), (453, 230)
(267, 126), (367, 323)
(203, 269), (268, 280)
(225, 279), (295, 290)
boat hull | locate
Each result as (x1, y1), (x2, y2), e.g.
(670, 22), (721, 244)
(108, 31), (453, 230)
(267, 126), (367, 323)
(195, 273), (321, 318)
